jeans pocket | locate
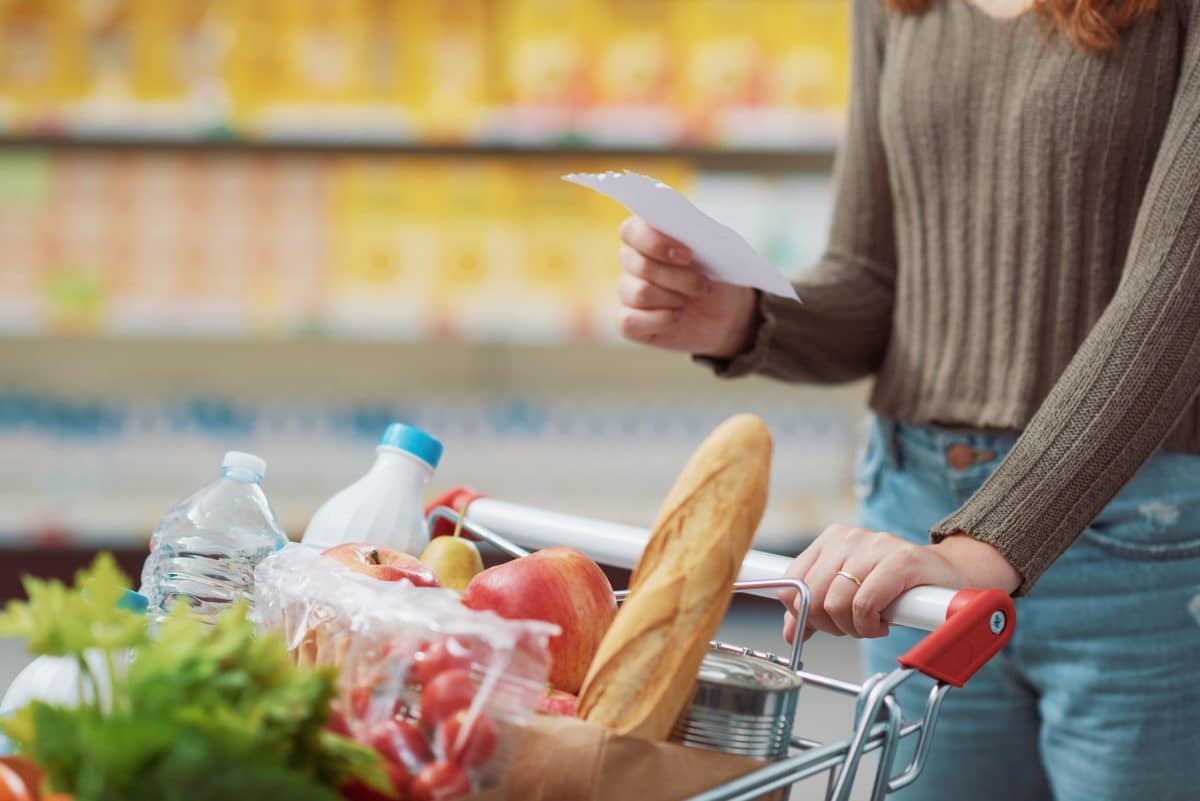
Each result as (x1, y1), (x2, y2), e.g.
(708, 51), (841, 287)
(1080, 453), (1200, 560)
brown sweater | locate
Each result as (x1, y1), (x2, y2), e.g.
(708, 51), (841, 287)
(711, 0), (1200, 593)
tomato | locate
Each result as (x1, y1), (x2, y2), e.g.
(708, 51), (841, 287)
(408, 638), (474, 687)
(418, 669), (476, 730)
(347, 685), (373, 722)
(368, 718), (432, 772)
(436, 709), (497, 768)
(339, 761), (410, 801)
(0, 763), (32, 801)
(327, 706), (353, 737)
(410, 762), (471, 801)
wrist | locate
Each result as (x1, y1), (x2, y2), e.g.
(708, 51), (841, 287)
(931, 534), (1022, 594)
(707, 289), (762, 359)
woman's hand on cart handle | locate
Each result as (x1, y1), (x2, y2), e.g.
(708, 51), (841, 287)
(777, 523), (1021, 642)
(616, 216), (760, 357)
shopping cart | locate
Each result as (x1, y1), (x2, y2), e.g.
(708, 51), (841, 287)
(426, 491), (1016, 801)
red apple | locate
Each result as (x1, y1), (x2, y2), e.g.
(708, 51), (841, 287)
(323, 543), (440, 588)
(462, 547), (616, 694)
(536, 688), (579, 717)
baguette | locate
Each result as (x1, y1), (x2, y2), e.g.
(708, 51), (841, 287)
(577, 413), (771, 739)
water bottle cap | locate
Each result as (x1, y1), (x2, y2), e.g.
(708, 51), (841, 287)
(379, 423), (442, 469)
(222, 451), (267, 478)
(120, 590), (149, 614)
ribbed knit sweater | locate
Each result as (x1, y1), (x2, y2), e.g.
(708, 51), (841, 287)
(712, 0), (1200, 592)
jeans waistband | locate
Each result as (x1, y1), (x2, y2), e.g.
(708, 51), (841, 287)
(872, 416), (1022, 471)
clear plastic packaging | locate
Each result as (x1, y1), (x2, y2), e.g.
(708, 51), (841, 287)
(253, 544), (557, 797)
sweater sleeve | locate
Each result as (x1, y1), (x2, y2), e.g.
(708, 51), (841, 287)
(701, 0), (897, 384)
(933, 2), (1200, 594)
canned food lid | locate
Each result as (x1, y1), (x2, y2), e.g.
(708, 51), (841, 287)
(697, 650), (804, 692)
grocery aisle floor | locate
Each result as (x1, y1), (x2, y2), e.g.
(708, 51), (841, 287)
(0, 600), (879, 801)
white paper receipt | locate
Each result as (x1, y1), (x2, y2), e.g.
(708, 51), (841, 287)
(562, 170), (800, 301)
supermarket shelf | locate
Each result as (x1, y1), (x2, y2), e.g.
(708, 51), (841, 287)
(0, 134), (837, 172)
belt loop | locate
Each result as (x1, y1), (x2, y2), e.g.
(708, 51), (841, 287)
(880, 417), (903, 470)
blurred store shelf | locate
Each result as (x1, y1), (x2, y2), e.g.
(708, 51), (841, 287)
(2, 337), (869, 552)
(0, 0), (861, 592)
(0, 0), (850, 150)
(0, 148), (835, 344)
(0, 135), (837, 172)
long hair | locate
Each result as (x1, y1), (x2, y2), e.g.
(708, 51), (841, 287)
(885, 0), (1162, 51)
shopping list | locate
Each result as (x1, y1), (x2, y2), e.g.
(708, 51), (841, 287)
(562, 170), (800, 301)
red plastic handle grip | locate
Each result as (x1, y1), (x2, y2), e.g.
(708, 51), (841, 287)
(896, 588), (1016, 687)
(425, 487), (487, 538)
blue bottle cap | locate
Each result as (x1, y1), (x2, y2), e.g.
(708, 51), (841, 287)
(120, 589), (149, 614)
(379, 422), (442, 470)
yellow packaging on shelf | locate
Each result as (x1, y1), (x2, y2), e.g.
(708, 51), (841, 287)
(427, 159), (527, 339)
(394, 0), (490, 141)
(277, 0), (373, 104)
(220, 0), (288, 124)
(79, 0), (135, 104)
(128, 0), (178, 101)
(325, 156), (444, 338)
(590, 0), (674, 107)
(0, 0), (88, 116)
(758, 0), (850, 115)
(494, 0), (597, 113)
(672, 0), (765, 142)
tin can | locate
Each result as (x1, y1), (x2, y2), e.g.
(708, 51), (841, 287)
(671, 648), (804, 761)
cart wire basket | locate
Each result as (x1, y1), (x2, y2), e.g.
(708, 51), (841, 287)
(427, 500), (1016, 801)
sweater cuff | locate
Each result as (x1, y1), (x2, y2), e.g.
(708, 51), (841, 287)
(931, 512), (1040, 596)
(692, 291), (774, 378)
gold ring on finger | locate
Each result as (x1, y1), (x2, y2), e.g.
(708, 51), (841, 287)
(836, 569), (863, 588)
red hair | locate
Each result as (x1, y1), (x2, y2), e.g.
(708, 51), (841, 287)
(885, 0), (1162, 51)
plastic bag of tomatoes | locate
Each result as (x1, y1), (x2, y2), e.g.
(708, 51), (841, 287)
(254, 544), (558, 801)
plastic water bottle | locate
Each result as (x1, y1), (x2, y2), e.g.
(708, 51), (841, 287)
(140, 451), (287, 622)
(301, 422), (442, 556)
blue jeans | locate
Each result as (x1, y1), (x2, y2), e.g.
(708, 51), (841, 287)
(858, 417), (1200, 801)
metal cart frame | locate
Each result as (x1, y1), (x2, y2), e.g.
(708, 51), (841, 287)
(427, 505), (1013, 801)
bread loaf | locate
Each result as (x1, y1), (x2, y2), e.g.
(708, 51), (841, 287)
(577, 413), (771, 739)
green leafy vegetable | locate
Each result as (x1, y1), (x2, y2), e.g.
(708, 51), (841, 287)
(0, 554), (385, 801)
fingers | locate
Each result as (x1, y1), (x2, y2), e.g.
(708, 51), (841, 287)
(822, 528), (891, 638)
(784, 525), (924, 640)
(619, 244), (711, 299)
(616, 273), (688, 310)
(617, 307), (678, 343)
(620, 217), (692, 266)
(803, 545), (850, 637)
(776, 541), (823, 612)
(782, 611), (797, 644)
(852, 545), (927, 638)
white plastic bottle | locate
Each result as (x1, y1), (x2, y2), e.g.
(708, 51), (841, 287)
(0, 590), (146, 755)
(139, 451), (287, 622)
(301, 422), (442, 555)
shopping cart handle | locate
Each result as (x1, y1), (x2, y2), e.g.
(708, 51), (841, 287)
(425, 489), (1016, 686)
(894, 588), (1015, 687)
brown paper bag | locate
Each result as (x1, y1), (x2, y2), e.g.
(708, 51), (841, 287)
(472, 715), (782, 801)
